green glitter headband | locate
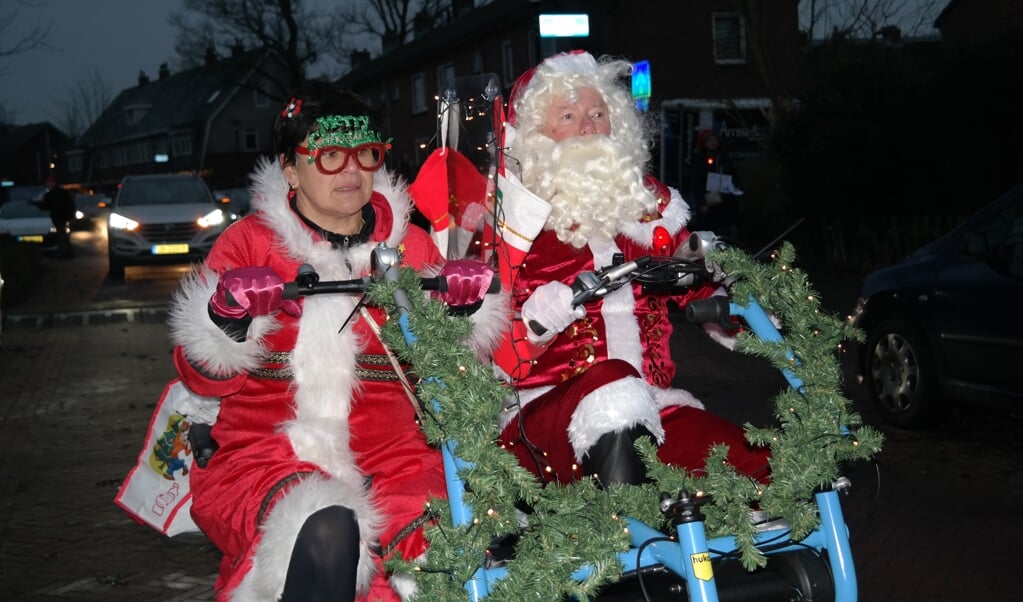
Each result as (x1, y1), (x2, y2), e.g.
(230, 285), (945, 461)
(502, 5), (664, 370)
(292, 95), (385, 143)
(306, 115), (384, 159)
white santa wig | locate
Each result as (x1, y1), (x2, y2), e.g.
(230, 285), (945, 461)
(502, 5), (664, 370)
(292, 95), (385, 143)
(505, 51), (660, 247)
(507, 51), (655, 177)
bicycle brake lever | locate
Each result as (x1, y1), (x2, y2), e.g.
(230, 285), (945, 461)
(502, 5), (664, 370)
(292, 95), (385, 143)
(571, 271), (604, 306)
(571, 257), (651, 305)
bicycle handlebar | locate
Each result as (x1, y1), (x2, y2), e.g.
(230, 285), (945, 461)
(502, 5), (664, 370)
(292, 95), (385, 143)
(280, 263), (502, 300)
(527, 232), (730, 337)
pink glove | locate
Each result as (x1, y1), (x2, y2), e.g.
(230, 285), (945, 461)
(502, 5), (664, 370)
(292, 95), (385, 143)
(209, 267), (302, 319)
(431, 259), (495, 307)
(521, 281), (585, 343)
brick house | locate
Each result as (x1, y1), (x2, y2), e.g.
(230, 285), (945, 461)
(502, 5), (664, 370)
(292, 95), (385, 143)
(66, 48), (292, 196)
(339, 0), (801, 196)
(0, 122), (70, 188)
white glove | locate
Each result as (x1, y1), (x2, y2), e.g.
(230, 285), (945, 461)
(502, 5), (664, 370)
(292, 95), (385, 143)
(521, 281), (585, 344)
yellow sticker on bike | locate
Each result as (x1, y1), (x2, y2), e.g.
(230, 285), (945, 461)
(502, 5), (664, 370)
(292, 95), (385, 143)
(690, 552), (713, 581)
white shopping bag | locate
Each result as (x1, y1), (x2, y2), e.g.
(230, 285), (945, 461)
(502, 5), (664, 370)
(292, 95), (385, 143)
(114, 379), (212, 536)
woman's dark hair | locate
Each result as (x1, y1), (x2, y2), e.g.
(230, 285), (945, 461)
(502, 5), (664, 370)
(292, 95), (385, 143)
(273, 81), (380, 165)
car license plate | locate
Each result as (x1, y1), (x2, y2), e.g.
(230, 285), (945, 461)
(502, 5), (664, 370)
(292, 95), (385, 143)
(19, 235), (44, 243)
(152, 243), (190, 255)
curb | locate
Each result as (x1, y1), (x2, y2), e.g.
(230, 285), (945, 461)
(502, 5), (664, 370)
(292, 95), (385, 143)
(3, 305), (169, 330)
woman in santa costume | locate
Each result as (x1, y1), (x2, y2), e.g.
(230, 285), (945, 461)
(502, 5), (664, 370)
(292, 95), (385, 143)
(168, 82), (504, 602)
(487, 51), (771, 487)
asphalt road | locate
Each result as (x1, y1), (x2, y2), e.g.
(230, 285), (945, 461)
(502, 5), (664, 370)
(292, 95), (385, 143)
(2, 221), (1022, 601)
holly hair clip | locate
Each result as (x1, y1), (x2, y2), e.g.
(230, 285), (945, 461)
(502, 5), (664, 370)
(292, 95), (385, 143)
(281, 97), (303, 119)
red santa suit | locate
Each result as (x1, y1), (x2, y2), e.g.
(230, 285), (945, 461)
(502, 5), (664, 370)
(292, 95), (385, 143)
(168, 158), (505, 601)
(492, 175), (771, 484)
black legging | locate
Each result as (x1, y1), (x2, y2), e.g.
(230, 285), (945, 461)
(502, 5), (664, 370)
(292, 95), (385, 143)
(280, 505), (360, 602)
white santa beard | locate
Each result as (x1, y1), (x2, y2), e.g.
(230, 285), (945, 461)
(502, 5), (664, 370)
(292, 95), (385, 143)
(530, 136), (657, 248)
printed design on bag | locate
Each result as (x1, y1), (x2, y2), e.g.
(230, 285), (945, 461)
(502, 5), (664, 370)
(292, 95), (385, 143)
(152, 482), (182, 517)
(148, 413), (193, 480)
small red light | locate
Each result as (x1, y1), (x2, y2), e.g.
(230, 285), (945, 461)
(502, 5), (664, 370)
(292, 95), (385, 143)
(653, 226), (671, 255)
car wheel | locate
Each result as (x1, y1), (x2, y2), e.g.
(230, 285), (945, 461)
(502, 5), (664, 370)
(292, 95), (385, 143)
(865, 318), (938, 427)
(108, 256), (125, 281)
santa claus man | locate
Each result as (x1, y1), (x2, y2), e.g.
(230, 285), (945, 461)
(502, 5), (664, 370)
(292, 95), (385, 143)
(488, 51), (771, 486)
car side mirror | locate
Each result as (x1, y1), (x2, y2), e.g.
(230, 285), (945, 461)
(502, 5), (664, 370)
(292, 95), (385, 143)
(961, 231), (989, 259)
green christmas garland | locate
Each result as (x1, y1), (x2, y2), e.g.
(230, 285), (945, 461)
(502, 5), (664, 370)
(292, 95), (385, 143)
(370, 242), (884, 601)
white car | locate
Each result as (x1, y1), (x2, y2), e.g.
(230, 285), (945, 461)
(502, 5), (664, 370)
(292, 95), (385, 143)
(0, 199), (56, 244)
(107, 174), (230, 280)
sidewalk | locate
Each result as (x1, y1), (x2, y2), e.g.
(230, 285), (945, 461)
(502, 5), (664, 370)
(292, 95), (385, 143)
(1, 234), (224, 600)
(0, 319), (221, 600)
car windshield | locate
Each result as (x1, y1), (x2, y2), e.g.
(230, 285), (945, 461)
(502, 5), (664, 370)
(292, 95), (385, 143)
(1, 185), (47, 205)
(117, 178), (211, 206)
(0, 200), (48, 218)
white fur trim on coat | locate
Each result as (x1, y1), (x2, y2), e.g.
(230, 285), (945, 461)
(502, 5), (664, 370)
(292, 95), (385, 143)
(567, 376), (664, 460)
(169, 265), (282, 377)
(617, 185), (689, 246)
(228, 475), (383, 601)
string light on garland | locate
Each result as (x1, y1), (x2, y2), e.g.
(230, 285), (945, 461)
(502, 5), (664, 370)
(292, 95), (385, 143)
(372, 241), (883, 599)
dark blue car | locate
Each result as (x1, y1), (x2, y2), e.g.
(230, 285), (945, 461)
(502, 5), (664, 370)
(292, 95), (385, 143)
(849, 186), (1023, 427)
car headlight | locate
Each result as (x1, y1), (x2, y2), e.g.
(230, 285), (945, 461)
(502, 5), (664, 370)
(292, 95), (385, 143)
(109, 212), (140, 231)
(198, 209), (226, 228)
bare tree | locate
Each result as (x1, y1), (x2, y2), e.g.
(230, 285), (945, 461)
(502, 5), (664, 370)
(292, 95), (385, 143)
(0, 1), (51, 122)
(169, 0), (325, 90)
(0, 0), (51, 65)
(51, 68), (112, 139)
(321, 0), (448, 68)
(801, 0), (946, 40)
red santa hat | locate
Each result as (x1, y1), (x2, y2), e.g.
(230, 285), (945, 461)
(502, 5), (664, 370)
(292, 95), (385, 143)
(695, 128), (719, 151)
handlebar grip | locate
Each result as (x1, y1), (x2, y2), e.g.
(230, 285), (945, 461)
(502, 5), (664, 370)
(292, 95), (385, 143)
(423, 275), (502, 294)
(283, 282), (299, 299)
(685, 296), (730, 325)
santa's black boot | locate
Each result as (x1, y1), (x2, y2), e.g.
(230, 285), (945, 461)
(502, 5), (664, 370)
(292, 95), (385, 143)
(580, 425), (655, 487)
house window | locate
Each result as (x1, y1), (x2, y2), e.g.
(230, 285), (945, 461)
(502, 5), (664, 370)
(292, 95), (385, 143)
(67, 154), (82, 173)
(471, 50), (484, 74)
(501, 40), (515, 89)
(411, 73), (427, 114)
(172, 134), (193, 157)
(712, 13), (746, 64)
(389, 80), (400, 102)
(254, 90), (270, 107)
(128, 142), (145, 164)
(243, 128), (259, 152)
(437, 62), (456, 100)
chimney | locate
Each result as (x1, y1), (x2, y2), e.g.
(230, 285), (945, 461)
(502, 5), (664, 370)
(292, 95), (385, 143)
(158, 63), (170, 80)
(413, 9), (434, 38)
(877, 25), (902, 44)
(382, 31), (401, 53)
(138, 70), (150, 86)
(350, 49), (371, 69)
(205, 46), (217, 65)
(452, 0), (473, 19)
